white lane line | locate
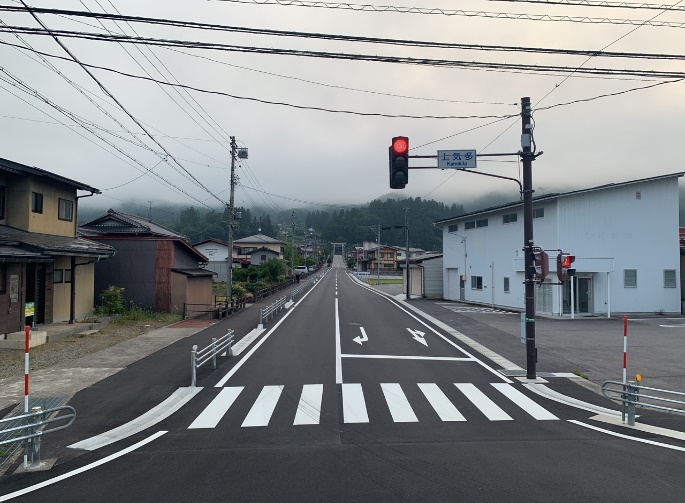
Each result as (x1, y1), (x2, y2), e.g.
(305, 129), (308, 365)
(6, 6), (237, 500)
(341, 354), (472, 361)
(188, 387), (243, 429)
(569, 420), (685, 452)
(381, 383), (418, 423)
(342, 383), (369, 423)
(294, 384), (324, 425)
(214, 274), (324, 387)
(230, 327), (266, 356)
(417, 383), (466, 421)
(348, 276), (512, 383)
(588, 414), (685, 441)
(455, 383), (512, 421)
(69, 387), (201, 451)
(0, 431), (167, 502)
(491, 383), (558, 420)
(241, 385), (283, 427)
(522, 383), (622, 417)
(336, 298), (343, 384)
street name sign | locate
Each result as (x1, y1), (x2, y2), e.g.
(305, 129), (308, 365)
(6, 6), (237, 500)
(438, 150), (477, 169)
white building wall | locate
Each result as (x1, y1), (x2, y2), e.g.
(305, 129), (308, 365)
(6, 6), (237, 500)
(194, 242), (229, 283)
(442, 175), (681, 315)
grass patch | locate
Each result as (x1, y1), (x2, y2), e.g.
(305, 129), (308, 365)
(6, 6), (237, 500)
(369, 278), (403, 285)
(572, 369), (589, 380)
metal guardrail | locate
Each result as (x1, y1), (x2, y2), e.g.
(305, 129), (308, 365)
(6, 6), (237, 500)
(602, 380), (685, 426)
(191, 330), (234, 386)
(259, 296), (287, 326)
(0, 405), (76, 469)
(290, 276), (319, 303)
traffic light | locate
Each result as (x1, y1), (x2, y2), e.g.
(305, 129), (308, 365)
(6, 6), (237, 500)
(528, 249), (549, 282)
(557, 253), (576, 281)
(389, 136), (409, 189)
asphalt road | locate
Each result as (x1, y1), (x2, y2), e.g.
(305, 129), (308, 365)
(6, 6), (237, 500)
(2, 259), (685, 502)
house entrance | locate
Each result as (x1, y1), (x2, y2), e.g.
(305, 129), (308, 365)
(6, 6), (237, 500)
(563, 275), (593, 315)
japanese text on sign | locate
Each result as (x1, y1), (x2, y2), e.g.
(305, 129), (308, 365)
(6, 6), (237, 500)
(437, 150), (477, 169)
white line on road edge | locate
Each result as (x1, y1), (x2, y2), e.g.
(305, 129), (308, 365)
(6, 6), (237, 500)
(336, 298), (343, 383)
(68, 387), (201, 451)
(230, 327), (266, 356)
(0, 431), (167, 502)
(341, 354), (472, 361)
(568, 420), (685, 452)
(214, 268), (328, 387)
(348, 275), (513, 384)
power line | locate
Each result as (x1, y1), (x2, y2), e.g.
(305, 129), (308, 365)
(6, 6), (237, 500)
(206, 0), (685, 27)
(490, 0), (685, 12)
(18, 1), (226, 206)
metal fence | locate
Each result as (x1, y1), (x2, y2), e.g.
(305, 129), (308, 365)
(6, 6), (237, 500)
(190, 330), (234, 386)
(251, 279), (295, 302)
(291, 276), (318, 303)
(601, 380), (685, 426)
(0, 405), (76, 469)
(183, 297), (247, 320)
(259, 296), (287, 326)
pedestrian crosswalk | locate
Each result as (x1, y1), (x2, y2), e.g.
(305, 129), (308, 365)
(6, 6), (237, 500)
(188, 382), (558, 430)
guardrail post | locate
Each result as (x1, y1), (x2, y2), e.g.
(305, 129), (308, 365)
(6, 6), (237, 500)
(28, 406), (42, 468)
(626, 382), (638, 426)
(259, 308), (264, 326)
(211, 338), (217, 370)
(191, 345), (198, 387)
(227, 332), (233, 357)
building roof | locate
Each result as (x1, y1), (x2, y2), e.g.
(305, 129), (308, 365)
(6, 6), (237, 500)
(79, 209), (186, 238)
(436, 172), (685, 224)
(171, 268), (215, 277)
(0, 157), (101, 193)
(247, 247), (280, 256)
(234, 234), (283, 245)
(0, 225), (115, 259)
(193, 237), (228, 247)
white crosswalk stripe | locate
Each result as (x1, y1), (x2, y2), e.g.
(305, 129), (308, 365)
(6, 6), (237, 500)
(187, 382), (558, 429)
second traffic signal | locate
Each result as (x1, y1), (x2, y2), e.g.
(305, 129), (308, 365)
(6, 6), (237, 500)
(557, 253), (576, 281)
(389, 136), (409, 189)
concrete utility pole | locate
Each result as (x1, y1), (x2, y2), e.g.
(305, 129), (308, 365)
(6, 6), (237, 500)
(227, 136), (236, 302)
(377, 222), (381, 284)
(291, 211), (295, 275)
(521, 97), (537, 380)
(405, 208), (410, 301)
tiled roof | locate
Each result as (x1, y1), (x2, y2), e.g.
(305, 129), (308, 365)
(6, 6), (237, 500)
(79, 209), (186, 238)
(0, 225), (115, 258)
(193, 237), (228, 247)
(171, 268), (215, 277)
(234, 234), (282, 245)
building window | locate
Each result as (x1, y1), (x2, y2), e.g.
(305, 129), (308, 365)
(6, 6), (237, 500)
(32, 192), (43, 213)
(664, 269), (677, 288)
(624, 269), (637, 288)
(448, 224), (458, 233)
(471, 275), (483, 290)
(58, 199), (73, 221)
(384, 263), (394, 269)
(379, 253), (385, 258)
(504, 277), (510, 293)
(0, 186), (5, 219)
(476, 219), (488, 228)
(54, 269), (64, 283)
(465, 221), (476, 230)
(65, 269), (72, 283)
(261, 255), (267, 261)
(533, 207), (544, 219)
(503, 213), (517, 224)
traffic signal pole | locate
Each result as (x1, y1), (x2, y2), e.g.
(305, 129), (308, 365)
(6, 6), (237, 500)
(521, 97), (537, 380)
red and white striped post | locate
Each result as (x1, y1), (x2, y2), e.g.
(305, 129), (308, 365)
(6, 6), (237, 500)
(24, 325), (30, 414)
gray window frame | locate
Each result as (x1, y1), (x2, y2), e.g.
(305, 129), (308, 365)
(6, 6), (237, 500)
(503, 213), (517, 224)
(58, 198), (74, 221)
(503, 277), (510, 293)
(664, 269), (677, 288)
(465, 221), (476, 230)
(448, 224), (458, 233)
(471, 275), (483, 290)
(624, 269), (637, 288)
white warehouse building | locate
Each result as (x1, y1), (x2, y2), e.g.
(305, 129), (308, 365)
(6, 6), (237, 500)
(436, 173), (683, 317)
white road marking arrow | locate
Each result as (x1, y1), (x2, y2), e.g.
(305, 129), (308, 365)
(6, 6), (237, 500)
(353, 327), (369, 345)
(407, 328), (428, 347)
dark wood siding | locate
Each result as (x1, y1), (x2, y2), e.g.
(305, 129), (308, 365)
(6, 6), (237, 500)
(155, 240), (174, 312)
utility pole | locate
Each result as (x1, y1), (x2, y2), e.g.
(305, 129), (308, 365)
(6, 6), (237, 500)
(521, 97), (537, 380)
(291, 211), (295, 275)
(377, 221), (381, 284)
(227, 136), (236, 302)
(405, 208), (410, 301)
(148, 201), (152, 220)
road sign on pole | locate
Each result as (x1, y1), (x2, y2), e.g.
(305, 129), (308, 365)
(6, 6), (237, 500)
(437, 150), (477, 169)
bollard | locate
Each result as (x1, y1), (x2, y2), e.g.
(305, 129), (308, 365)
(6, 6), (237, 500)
(191, 345), (198, 387)
(626, 382), (639, 426)
(211, 338), (217, 370)
(28, 406), (42, 468)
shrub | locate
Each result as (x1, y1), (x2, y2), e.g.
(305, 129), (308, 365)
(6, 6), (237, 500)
(232, 283), (247, 298)
(244, 281), (268, 293)
(100, 286), (125, 315)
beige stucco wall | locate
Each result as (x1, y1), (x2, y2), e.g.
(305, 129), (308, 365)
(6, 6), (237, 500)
(52, 257), (96, 322)
(5, 177), (77, 237)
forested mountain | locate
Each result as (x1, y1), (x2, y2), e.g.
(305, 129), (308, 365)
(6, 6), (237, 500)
(306, 197), (464, 252)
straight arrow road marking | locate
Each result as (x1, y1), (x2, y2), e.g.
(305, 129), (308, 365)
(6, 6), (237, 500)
(407, 328), (428, 346)
(353, 327), (369, 345)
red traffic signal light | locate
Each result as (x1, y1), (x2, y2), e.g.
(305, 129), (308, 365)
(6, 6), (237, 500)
(557, 253), (576, 281)
(389, 136), (409, 189)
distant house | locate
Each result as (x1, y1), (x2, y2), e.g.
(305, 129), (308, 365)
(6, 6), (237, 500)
(0, 157), (115, 332)
(234, 234), (284, 261)
(194, 238), (231, 282)
(400, 254), (444, 298)
(79, 209), (213, 313)
(248, 247), (280, 266)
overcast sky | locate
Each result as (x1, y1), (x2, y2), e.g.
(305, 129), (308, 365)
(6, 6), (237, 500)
(1, 0), (684, 216)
